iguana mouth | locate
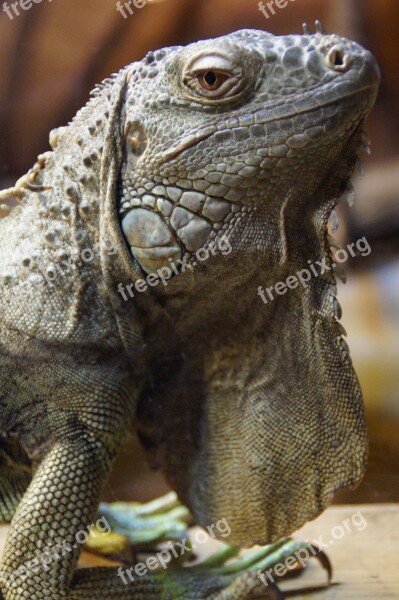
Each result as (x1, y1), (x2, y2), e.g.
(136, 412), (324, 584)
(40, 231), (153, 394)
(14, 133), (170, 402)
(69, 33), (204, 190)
(159, 84), (376, 165)
(223, 84), (378, 135)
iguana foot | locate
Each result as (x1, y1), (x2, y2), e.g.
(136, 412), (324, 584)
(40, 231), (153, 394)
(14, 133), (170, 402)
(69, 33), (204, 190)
(70, 537), (330, 599)
(86, 496), (332, 600)
(191, 538), (331, 598)
(89, 492), (192, 556)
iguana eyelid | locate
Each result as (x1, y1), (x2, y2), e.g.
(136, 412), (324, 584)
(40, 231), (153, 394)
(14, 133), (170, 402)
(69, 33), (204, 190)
(185, 53), (236, 74)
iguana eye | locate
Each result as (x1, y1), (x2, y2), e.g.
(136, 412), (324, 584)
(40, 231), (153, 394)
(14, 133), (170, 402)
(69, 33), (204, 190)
(182, 53), (243, 101)
(197, 70), (230, 91)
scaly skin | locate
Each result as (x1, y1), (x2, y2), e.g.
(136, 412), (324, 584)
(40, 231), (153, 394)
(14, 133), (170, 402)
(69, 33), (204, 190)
(0, 24), (379, 599)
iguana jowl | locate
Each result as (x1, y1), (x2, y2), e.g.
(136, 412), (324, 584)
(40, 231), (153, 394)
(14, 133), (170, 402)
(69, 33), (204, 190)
(0, 24), (379, 599)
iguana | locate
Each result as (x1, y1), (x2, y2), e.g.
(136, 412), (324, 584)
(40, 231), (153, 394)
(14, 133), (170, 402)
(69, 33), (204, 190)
(0, 22), (379, 599)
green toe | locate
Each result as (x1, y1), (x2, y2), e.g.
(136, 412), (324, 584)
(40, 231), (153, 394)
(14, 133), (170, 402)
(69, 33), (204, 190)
(96, 493), (192, 550)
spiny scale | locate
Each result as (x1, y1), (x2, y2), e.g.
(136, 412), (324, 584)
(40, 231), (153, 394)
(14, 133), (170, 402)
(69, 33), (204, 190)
(315, 20), (327, 34)
(329, 208), (339, 232)
(303, 21), (328, 35)
(361, 129), (372, 154)
(328, 234), (344, 251)
(344, 182), (356, 207)
(355, 159), (365, 178)
(335, 265), (347, 284)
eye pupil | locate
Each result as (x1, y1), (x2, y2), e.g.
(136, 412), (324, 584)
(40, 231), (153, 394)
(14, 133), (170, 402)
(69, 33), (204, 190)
(191, 68), (233, 95)
(204, 71), (217, 87)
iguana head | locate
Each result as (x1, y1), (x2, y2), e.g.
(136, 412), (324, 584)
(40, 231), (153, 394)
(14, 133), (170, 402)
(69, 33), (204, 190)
(117, 26), (379, 278)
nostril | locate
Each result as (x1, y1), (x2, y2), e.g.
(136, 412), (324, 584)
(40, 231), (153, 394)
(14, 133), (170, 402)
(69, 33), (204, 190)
(333, 50), (345, 67)
(327, 46), (349, 71)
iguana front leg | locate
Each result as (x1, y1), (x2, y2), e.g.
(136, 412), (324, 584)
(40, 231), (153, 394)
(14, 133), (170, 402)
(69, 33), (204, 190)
(0, 440), (280, 599)
(0, 441), (280, 600)
(0, 439), (106, 599)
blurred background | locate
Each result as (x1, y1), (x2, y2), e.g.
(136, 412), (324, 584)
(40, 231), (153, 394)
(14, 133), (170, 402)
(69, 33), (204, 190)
(0, 0), (398, 506)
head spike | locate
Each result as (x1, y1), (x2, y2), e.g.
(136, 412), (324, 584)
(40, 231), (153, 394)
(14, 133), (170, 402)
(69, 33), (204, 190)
(303, 23), (312, 35)
(315, 20), (327, 34)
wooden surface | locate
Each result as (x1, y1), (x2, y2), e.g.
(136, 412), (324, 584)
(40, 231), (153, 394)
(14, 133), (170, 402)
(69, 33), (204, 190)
(279, 504), (399, 598)
(0, 504), (398, 598)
